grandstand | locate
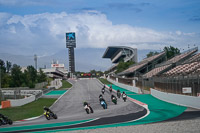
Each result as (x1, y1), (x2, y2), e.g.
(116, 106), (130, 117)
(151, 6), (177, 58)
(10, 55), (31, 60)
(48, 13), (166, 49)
(143, 47), (198, 78)
(105, 46), (200, 96)
(118, 52), (166, 77)
(103, 46), (137, 74)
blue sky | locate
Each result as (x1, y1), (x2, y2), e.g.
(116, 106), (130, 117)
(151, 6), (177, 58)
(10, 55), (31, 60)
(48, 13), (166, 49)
(0, 0), (200, 70)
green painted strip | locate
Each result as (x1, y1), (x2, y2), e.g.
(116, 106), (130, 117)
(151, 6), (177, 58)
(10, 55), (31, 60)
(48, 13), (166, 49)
(45, 90), (67, 96)
(0, 119), (94, 132)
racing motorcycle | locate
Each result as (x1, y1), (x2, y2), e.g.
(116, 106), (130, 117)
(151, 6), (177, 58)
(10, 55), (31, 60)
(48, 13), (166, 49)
(122, 93), (127, 102)
(100, 100), (107, 109)
(0, 116), (13, 126)
(84, 104), (94, 114)
(117, 91), (121, 98)
(101, 88), (105, 94)
(44, 111), (57, 120)
(111, 95), (117, 105)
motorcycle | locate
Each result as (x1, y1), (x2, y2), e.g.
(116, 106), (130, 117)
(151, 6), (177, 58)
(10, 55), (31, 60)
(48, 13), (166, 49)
(44, 111), (57, 120)
(109, 88), (112, 93)
(101, 88), (105, 94)
(122, 94), (127, 102)
(84, 105), (94, 114)
(117, 91), (121, 98)
(111, 95), (117, 105)
(0, 116), (13, 126)
(100, 100), (107, 109)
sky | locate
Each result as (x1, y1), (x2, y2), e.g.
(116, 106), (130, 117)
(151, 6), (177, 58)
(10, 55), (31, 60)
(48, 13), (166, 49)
(0, 0), (200, 71)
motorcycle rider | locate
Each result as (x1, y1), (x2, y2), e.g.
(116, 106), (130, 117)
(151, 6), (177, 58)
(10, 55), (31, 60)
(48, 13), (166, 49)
(99, 94), (106, 103)
(83, 102), (93, 113)
(0, 113), (6, 123)
(111, 95), (117, 100)
(43, 106), (53, 114)
(83, 101), (89, 106)
(117, 89), (121, 98)
(122, 91), (127, 102)
(101, 85), (105, 94)
(109, 85), (112, 93)
(111, 94), (117, 104)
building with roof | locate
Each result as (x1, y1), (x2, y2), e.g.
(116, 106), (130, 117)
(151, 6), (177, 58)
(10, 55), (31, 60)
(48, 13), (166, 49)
(102, 46), (138, 64)
(42, 61), (68, 79)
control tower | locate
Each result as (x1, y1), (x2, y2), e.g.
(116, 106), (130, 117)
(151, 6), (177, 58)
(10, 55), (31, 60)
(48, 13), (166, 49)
(66, 32), (76, 75)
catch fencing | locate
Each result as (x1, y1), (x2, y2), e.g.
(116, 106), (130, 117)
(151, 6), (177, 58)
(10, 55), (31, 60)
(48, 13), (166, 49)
(138, 75), (200, 96)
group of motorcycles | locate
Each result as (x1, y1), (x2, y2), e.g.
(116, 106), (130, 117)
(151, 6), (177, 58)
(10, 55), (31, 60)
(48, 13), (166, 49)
(84, 85), (127, 114)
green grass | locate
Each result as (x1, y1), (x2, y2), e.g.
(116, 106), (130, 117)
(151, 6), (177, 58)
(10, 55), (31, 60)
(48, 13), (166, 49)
(59, 80), (72, 89)
(0, 98), (57, 121)
(98, 78), (112, 85)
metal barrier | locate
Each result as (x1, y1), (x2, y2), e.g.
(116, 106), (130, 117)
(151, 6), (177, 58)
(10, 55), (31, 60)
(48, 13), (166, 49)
(137, 75), (200, 96)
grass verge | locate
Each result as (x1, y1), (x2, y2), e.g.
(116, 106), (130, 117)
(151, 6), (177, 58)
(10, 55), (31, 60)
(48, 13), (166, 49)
(0, 98), (57, 121)
(98, 78), (112, 85)
(59, 80), (72, 89)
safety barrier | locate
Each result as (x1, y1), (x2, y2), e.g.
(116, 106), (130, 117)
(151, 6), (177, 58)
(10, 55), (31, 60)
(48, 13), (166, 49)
(151, 88), (200, 109)
(9, 95), (36, 107)
(107, 77), (142, 94)
(1, 101), (11, 108)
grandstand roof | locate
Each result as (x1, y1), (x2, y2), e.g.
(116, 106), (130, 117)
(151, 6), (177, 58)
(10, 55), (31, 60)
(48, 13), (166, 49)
(118, 51), (166, 76)
(102, 46), (137, 63)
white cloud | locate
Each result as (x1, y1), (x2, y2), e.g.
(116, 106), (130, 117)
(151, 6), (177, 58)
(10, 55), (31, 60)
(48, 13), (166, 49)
(0, 11), (199, 55)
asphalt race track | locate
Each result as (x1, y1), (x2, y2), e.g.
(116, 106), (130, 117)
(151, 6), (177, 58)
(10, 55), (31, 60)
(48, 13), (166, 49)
(0, 79), (146, 132)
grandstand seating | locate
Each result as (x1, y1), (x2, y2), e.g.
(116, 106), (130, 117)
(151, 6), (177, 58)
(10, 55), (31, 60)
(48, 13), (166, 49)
(164, 61), (200, 76)
(142, 47), (198, 78)
(183, 52), (200, 64)
(119, 52), (165, 75)
(143, 64), (171, 78)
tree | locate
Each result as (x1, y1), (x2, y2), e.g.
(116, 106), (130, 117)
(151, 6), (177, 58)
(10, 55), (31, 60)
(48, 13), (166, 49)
(37, 68), (47, 83)
(146, 51), (159, 58)
(0, 59), (11, 88)
(10, 64), (23, 87)
(6, 61), (12, 73)
(164, 46), (180, 59)
(23, 66), (37, 88)
(116, 61), (135, 74)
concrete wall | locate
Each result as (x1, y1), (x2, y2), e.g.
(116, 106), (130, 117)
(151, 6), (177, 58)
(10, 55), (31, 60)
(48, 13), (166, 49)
(49, 79), (62, 89)
(107, 77), (141, 94)
(10, 95), (36, 107)
(151, 88), (200, 109)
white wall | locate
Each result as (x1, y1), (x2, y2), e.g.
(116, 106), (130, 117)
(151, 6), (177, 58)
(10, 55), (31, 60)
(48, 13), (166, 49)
(49, 79), (62, 89)
(10, 95), (36, 107)
(107, 78), (141, 94)
(151, 88), (200, 109)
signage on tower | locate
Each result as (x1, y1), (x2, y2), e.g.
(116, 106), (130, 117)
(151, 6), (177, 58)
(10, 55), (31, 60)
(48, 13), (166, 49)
(66, 32), (76, 48)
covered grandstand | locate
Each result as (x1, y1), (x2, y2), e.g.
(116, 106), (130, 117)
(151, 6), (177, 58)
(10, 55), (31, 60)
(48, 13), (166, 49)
(104, 46), (200, 96)
(143, 47), (198, 78)
(102, 46), (137, 63)
(118, 51), (166, 77)
(102, 46), (138, 74)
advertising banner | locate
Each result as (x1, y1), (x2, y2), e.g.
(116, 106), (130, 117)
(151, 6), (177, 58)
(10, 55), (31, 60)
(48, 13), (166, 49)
(182, 87), (192, 93)
(66, 32), (76, 48)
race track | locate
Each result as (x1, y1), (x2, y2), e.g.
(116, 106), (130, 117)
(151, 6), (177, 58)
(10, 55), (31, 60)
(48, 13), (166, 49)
(0, 79), (146, 132)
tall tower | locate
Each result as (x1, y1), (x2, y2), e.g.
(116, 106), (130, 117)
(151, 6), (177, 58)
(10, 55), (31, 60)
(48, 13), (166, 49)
(66, 32), (76, 75)
(34, 54), (37, 70)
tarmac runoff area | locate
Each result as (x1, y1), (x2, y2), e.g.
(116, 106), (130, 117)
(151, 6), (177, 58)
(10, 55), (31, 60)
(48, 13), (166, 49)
(1, 79), (199, 133)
